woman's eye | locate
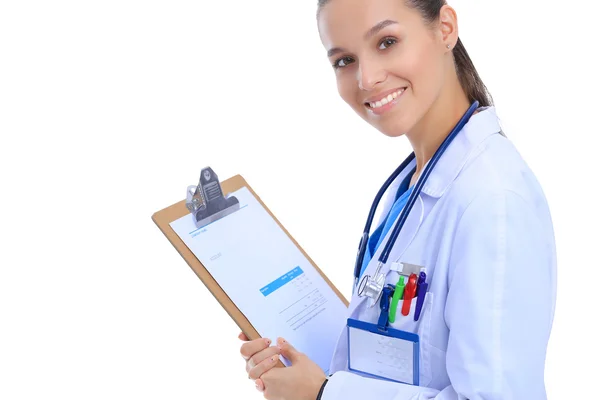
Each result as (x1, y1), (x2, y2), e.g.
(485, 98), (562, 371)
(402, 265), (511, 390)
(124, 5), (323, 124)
(333, 56), (354, 69)
(379, 38), (397, 50)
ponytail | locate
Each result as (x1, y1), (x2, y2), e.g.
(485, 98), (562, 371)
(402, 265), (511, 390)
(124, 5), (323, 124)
(406, 0), (493, 107)
(453, 37), (493, 107)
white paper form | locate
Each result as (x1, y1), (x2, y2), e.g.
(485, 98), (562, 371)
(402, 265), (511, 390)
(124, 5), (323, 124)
(169, 187), (347, 374)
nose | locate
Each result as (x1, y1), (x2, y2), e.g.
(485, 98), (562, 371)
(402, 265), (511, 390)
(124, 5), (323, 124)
(357, 59), (386, 91)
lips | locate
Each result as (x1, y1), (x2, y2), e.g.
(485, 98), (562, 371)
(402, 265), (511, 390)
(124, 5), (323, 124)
(364, 87), (408, 116)
(365, 87), (406, 110)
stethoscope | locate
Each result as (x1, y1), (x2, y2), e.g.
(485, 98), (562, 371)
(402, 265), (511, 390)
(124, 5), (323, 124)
(354, 100), (480, 307)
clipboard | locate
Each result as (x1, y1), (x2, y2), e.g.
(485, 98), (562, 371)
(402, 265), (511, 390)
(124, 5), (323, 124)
(151, 168), (349, 362)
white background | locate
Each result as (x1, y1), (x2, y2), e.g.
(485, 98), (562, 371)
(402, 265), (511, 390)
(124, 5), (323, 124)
(1, 0), (598, 399)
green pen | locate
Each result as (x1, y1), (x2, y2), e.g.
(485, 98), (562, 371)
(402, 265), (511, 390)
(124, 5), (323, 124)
(389, 275), (405, 323)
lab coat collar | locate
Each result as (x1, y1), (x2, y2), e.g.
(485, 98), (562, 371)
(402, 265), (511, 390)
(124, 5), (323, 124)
(420, 106), (502, 198)
(342, 107), (502, 322)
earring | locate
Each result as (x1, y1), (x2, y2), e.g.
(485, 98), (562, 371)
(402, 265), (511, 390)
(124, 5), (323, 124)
(446, 44), (451, 49)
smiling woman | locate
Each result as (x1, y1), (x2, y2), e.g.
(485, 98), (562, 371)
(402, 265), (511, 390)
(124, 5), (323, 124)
(237, 1), (557, 399)
(317, 0), (492, 145)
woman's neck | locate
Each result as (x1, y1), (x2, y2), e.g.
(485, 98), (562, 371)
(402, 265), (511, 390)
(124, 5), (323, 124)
(406, 85), (472, 185)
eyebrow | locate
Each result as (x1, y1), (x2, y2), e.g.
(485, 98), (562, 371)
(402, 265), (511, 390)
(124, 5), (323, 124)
(364, 19), (398, 40)
(326, 19), (399, 58)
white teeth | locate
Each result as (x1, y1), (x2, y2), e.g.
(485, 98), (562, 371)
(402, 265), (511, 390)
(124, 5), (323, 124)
(368, 88), (406, 109)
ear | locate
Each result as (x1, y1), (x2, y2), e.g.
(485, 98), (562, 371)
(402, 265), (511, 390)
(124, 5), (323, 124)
(438, 5), (459, 51)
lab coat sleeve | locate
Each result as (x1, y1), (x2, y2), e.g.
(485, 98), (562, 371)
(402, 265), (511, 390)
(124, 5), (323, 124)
(320, 189), (556, 400)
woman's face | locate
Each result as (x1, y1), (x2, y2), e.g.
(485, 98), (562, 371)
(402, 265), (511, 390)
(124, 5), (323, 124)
(318, 0), (448, 137)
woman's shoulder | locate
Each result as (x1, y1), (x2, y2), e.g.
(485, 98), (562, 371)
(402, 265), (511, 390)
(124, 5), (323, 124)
(446, 132), (553, 222)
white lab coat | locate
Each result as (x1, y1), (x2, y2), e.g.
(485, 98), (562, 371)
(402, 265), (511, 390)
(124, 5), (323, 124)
(322, 106), (557, 400)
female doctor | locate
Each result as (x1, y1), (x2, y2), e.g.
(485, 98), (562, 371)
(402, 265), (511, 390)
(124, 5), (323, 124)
(238, 0), (557, 399)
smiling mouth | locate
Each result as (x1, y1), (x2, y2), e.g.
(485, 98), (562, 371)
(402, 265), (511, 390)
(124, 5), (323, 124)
(365, 87), (407, 109)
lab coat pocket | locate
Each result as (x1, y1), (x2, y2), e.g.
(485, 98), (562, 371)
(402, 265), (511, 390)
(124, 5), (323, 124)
(388, 291), (434, 387)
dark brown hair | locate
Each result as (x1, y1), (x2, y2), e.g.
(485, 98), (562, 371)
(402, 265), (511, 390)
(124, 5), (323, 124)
(317, 0), (493, 107)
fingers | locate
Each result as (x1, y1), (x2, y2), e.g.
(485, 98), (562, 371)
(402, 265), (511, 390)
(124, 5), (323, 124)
(277, 337), (303, 364)
(237, 334), (275, 395)
(246, 345), (281, 373)
(247, 351), (280, 380)
(240, 337), (271, 360)
(254, 378), (264, 392)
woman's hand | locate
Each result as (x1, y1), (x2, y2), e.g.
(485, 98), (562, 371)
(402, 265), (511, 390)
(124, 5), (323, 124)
(259, 338), (327, 400)
(238, 332), (281, 392)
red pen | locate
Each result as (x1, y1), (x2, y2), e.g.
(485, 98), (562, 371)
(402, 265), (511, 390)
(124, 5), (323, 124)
(401, 273), (418, 316)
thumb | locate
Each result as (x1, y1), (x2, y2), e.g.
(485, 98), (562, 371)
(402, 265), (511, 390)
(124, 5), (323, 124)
(277, 338), (303, 363)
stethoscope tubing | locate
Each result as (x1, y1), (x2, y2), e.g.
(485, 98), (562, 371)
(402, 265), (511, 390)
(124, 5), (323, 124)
(353, 101), (480, 285)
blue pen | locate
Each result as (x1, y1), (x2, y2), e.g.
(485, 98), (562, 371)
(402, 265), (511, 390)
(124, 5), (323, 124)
(414, 271), (428, 321)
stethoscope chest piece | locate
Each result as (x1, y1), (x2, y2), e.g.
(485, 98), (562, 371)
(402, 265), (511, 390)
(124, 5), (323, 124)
(358, 262), (387, 308)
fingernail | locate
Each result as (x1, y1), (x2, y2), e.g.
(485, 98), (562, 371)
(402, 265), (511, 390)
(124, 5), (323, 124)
(271, 356), (277, 363)
(265, 338), (271, 345)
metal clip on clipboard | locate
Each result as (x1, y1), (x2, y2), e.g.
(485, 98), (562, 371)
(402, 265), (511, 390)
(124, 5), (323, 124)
(185, 166), (240, 228)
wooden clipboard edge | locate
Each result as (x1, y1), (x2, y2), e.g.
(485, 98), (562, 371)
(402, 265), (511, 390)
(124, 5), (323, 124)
(151, 174), (349, 347)
(151, 197), (252, 339)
